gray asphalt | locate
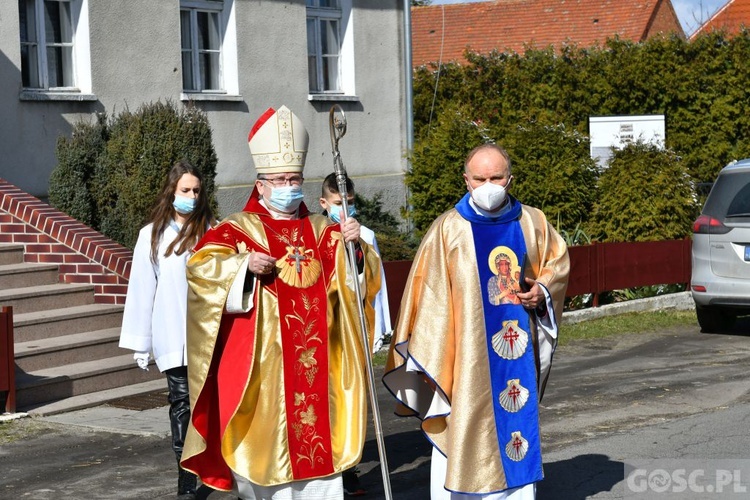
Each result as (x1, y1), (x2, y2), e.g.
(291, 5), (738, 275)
(7, 293), (748, 500)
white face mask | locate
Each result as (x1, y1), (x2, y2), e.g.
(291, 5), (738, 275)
(470, 181), (509, 211)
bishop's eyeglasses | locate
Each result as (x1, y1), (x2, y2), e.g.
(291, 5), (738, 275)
(258, 175), (304, 187)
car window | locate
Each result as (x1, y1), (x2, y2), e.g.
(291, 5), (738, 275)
(726, 182), (750, 217)
(703, 171), (750, 218)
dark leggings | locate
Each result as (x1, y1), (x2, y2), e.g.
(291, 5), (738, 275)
(165, 365), (191, 460)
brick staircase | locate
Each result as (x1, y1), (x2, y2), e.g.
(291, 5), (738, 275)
(0, 180), (166, 415)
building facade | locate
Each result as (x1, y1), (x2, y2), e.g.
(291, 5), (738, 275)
(1, 0), (408, 218)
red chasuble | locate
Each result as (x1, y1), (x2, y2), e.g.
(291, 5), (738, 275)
(181, 190), (377, 491)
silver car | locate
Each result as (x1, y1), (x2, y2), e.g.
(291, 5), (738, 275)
(691, 159), (750, 332)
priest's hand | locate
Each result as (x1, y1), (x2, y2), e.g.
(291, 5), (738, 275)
(517, 279), (544, 310)
(341, 217), (361, 243)
(249, 251), (277, 275)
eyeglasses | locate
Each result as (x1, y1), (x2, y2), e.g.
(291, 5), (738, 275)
(259, 175), (303, 187)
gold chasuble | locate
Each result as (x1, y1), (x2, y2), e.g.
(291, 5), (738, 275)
(383, 195), (569, 495)
(181, 191), (380, 492)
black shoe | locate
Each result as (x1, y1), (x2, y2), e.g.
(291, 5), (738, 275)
(178, 467), (198, 496)
(343, 468), (366, 497)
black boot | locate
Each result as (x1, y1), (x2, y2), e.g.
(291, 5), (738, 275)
(167, 367), (196, 499)
(177, 465), (198, 499)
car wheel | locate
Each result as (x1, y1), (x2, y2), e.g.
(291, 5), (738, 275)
(696, 306), (736, 333)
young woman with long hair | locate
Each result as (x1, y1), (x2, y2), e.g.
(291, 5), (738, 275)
(118, 160), (216, 499)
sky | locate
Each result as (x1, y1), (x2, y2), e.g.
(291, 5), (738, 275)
(428, 0), (728, 36)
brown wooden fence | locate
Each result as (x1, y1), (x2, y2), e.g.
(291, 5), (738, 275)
(0, 306), (15, 413)
(383, 239), (692, 325)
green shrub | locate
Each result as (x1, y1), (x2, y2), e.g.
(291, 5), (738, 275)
(49, 114), (108, 227)
(406, 102), (484, 233)
(502, 122), (599, 232)
(355, 192), (418, 261)
(586, 141), (697, 242)
(410, 30), (750, 243)
(50, 101), (218, 249)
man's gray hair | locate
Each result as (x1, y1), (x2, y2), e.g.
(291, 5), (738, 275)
(464, 143), (512, 174)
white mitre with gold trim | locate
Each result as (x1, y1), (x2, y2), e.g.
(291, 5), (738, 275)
(247, 106), (309, 174)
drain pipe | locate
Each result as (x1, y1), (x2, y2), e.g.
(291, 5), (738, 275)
(403, 0), (414, 232)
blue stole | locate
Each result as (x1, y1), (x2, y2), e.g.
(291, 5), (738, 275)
(455, 194), (543, 489)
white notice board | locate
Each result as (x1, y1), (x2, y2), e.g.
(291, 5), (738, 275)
(589, 115), (665, 168)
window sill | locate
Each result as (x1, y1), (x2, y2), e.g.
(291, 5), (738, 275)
(308, 94), (360, 102)
(19, 90), (98, 102)
(181, 92), (244, 102)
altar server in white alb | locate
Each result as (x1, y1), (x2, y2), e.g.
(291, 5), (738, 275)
(319, 172), (392, 353)
(119, 161), (215, 499)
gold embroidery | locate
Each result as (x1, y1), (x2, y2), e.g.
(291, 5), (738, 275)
(287, 292), (328, 467)
(292, 393), (325, 467)
(286, 294), (322, 388)
(276, 245), (322, 288)
(264, 227), (322, 288)
(236, 241), (247, 253)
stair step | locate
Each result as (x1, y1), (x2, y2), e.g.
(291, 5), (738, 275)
(0, 262), (59, 288)
(13, 303), (123, 341)
(0, 244), (24, 265)
(0, 283), (95, 315)
(24, 379), (168, 416)
(15, 328), (122, 372)
(15, 354), (163, 410)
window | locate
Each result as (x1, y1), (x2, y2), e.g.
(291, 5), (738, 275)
(181, 0), (238, 95)
(19, 0), (75, 89)
(306, 0), (354, 97)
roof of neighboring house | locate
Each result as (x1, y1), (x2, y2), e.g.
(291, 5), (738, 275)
(691, 0), (747, 39)
(412, 0), (684, 68)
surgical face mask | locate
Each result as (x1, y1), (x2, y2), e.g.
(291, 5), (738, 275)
(470, 181), (509, 211)
(328, 204), (356, 223)
(173, 194), (196, 214)
(268, 185), (304, 213)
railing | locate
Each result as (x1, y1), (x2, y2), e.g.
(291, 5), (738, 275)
(0, 306), (15, 414)
(383, 239), (692, 324)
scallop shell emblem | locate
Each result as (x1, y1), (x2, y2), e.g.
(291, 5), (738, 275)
(498, 379), (529, 413)
(491, 320), (528, 360)
(505, 431), (528, 462)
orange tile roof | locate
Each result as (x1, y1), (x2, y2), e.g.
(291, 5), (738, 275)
(412, 0), (684, 67)
(691, 0), (748, 39)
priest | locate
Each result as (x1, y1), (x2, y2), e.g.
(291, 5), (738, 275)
(383, 143), (569, 499)
(181, 105), (381, 499)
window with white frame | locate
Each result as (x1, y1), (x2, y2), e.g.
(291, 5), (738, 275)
(180, 0), (229, 93)
(19, 0), (78, 89)
(306, 0), (354, 96)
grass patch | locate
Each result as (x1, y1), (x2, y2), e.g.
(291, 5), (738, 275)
(560, 309), (697, 346)
(372, 349), (388, 368)
(0, 419), (52, 445)
(370, 310), (697, 364)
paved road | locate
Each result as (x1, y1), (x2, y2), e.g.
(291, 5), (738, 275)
(2, 316), (750, 499)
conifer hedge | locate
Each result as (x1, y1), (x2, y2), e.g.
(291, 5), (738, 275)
(409, 30), (750, 242)
(50, 101), (218, 249)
